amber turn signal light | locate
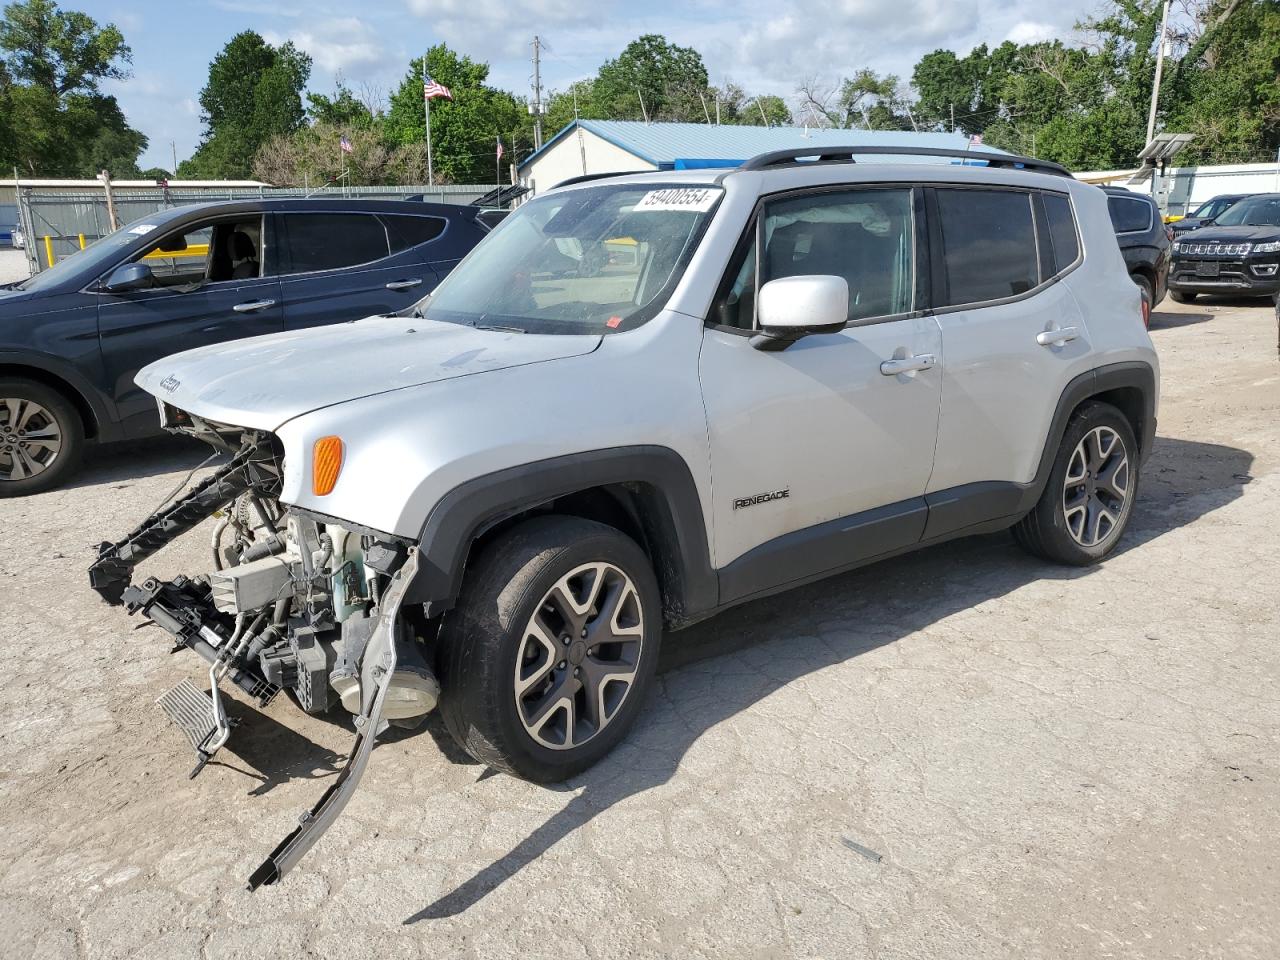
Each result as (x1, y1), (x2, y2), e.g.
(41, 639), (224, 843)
(312, 436), (343, 496)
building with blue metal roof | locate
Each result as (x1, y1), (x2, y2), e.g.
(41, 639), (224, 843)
(517, 120), (984, 193)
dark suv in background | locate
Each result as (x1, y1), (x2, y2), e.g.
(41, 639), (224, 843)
(1169, 193), (1280, 303)
(1170, 193), (1249, 234)
(0, 198), (491, 495)
(1102, 186), (1170, 315)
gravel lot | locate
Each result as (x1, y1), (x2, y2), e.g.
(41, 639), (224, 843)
(1, 295), (1277, 959)
(0, 248), (32, 285)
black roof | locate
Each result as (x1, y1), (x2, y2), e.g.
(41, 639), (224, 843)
(165, 197), (478, 218)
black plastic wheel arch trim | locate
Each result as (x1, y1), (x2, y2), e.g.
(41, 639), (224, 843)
(411, 445), (718, 625)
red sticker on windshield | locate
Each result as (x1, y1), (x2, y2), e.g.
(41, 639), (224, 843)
(606, 316), (622, 329)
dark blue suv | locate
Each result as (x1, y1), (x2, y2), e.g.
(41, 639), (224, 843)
(0, 198), (491, 495)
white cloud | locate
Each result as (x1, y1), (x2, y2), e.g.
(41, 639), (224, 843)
(265, 17), (383, 73)
(1006, 20), (1058, 45)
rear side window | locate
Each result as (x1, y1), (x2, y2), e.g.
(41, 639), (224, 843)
(280, 213), (390, 274)
(382, 214), (447, 253)
(1042, 193), (1080, 271)
(935, 189), (1039, 306)
(1107, 195), (1153, 234)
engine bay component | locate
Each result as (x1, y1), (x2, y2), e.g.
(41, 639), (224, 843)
(89, 435), (280, 604)
(209, 553), (294, 614)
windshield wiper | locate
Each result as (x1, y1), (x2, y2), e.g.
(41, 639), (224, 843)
(474, 323), (527, 334)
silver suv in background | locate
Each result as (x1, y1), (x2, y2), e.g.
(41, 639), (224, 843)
(90, 146), (1159, 886)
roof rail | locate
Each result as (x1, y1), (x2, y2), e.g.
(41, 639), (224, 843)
(737, 145), (1071, 178)
(552, 170), (649, 190)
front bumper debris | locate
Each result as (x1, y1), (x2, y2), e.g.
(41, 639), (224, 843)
(247, 550), (418, 889)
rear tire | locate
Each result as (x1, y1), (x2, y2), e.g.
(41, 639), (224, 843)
(437, 515), (661, 782)
(1170, 290), (1197, 304)
(0, 377), (84, 497)
(1014, 401), (1138, 566)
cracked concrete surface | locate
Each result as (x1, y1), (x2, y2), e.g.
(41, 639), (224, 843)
(1, 296), (1277, 959)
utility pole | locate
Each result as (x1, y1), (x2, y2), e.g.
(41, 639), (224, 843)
(698, 91), (711, 124)
(170, 141), (178, 175)
(636, 87), (650, 124)
(950, 103), (956, 133)
(1145, 0), (1172, 145)
(756, 97), (769, 127)
(531, 36), (545, 151)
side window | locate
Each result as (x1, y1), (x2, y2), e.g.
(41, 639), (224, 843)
(281, 213), (390, 274)
(1107, 195), (1153, 234)
(935, 189), (1038, 306)
(136, 223), (214, 283)
(132, 216), (264, 285)
(383, 214), (447, 253)
(1042, 193), (1081, 273)
(762, 188), (914, 324)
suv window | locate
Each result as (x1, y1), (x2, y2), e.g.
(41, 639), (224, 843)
(132, 216), (264, 285)
(935, 188), (1038, 306)
(1041, 193), (1080, 273)
(383, 214), (446, 253)
(281, 213), (389, 274)
(718, 187), (915, 329)
(1107, 195), (1153, 234)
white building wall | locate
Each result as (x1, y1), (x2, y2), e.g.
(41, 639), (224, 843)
(522, 129), (658, 196)
(1077, 161), (1280, 215)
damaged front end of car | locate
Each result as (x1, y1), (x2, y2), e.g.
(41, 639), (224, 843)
(88, 410), (439, 889)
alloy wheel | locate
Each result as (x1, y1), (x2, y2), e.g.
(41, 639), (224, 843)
(1062, 425), (1130, 547)
(514, 561), (645, 750)
(0, 397), (63, 482)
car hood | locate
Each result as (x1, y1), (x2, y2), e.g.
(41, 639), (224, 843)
(136, 314), (602, 431)
(1179, 225), (1280, 244)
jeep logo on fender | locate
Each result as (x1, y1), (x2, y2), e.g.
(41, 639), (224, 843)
(733, 488), (790, 511)
(159, 375), (181, 394)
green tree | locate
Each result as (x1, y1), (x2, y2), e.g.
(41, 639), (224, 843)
(306, 81), (376, 129)
(384, 44), (525, 183)
(181, 31), (311, 179)
(0, 0), (144, 175)
(592, 34), (709, 121)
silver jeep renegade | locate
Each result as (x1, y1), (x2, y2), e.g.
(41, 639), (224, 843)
(90, 146), (1159, 886)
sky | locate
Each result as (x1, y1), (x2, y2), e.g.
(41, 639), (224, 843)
(80, 0), (1103, 172)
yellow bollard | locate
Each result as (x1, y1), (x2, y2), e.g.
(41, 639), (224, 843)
(43, 235), (55, 268)
(77, 233), (86, 250)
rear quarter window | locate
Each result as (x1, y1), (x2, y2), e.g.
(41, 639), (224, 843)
(382, 214), (447, 253)
(1107, 195), (1153, 234)
(1041, 193), (1081, 272)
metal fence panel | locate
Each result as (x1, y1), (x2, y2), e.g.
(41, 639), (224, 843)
(17, 183), (493, 272)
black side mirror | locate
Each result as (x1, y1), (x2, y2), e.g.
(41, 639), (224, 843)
(102, 262), (156, 293)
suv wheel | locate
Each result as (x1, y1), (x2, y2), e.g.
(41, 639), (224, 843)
(437, 515), (661, 782)
(0, 378), (84, 497)
(1170, 290), (1197, 304)
(1014, 402), (1138, 565)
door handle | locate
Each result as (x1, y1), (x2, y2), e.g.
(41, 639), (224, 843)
(879, 353), (936, 376)
(233, 299), (276, 313)
(1036, 326), (1079, 346)
(385, 278), (424, 291)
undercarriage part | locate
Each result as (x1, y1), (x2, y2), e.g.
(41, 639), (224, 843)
(249, 550), (419, 890)
(89, 436), (280, 605)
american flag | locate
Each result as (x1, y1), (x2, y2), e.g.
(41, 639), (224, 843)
(496, 137), (504, 161)
(339, 135), (353, 154)
(423, 74), (453, 101)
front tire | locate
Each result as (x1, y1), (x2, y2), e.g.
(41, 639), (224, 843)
(437, 515), (661, 782)
(1014, 401), (1138, 566)
(0, 378), (84, 497)
(1170, 290), (1197, 304)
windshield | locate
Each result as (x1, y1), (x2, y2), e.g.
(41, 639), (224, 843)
(14, 209), (181, 293)
(1215, 196), (1280, 228)
(418, 182), (722, 334)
